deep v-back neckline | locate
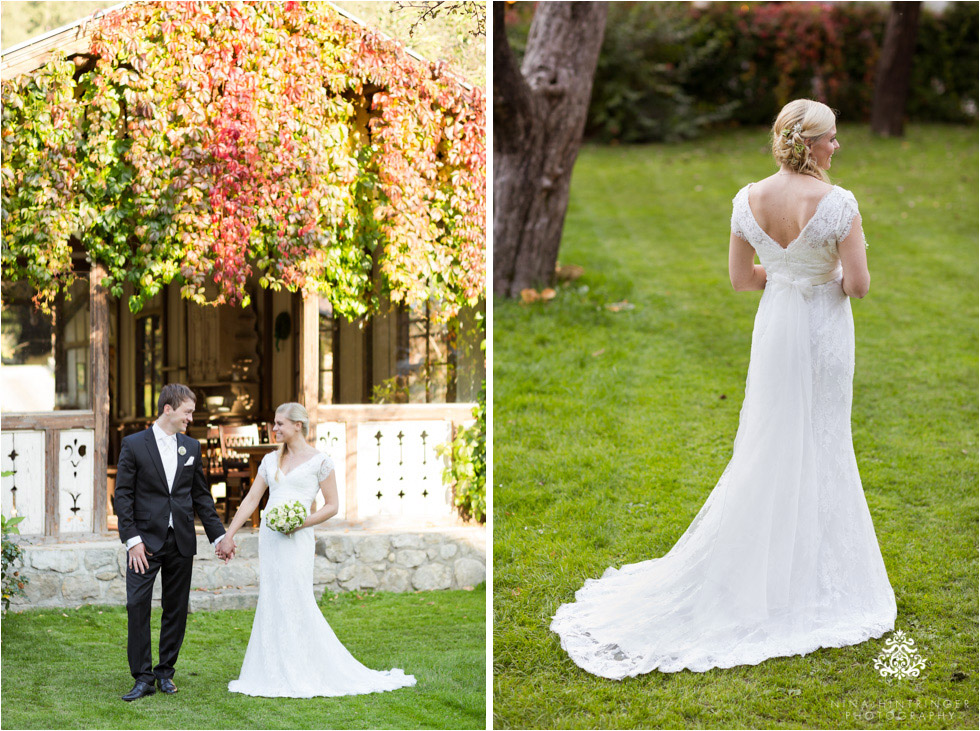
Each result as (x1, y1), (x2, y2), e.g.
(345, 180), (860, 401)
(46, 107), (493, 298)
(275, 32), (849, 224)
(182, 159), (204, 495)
(745, 184), (837, 250)
(278, 452), (321, 478)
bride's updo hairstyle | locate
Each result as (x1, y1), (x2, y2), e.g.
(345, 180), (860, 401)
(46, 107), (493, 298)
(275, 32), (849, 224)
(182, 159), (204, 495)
(274, 402), (310, 476)
(771, 99), (836, 183)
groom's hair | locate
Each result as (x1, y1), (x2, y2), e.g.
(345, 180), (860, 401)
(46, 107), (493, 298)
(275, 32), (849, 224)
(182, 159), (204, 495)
(158, 383), (197, 415)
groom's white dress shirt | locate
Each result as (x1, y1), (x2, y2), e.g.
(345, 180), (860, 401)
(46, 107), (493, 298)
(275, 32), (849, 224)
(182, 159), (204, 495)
(125, 421), (224, 550)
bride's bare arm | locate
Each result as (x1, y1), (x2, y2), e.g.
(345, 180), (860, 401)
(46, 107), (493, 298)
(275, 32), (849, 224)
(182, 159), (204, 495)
(839, 214), (870, 298)
(729, 233), (766, 291)
(301, 472), (340, 529)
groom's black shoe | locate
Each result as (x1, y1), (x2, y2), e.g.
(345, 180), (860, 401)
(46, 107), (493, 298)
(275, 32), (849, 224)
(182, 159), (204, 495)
(122, 680), (156, 701)
(157, 678), (177, 694)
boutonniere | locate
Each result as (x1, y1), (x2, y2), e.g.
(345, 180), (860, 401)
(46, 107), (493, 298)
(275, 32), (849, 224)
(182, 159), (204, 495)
(178, 445), (187, 456)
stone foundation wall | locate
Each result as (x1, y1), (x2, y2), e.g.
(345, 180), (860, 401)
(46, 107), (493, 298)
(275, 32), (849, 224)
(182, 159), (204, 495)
(6, 527), (486, 612)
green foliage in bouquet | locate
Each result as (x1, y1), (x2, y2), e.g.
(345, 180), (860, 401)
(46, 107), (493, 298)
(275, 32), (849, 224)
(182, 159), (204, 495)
(265, 500), (307, 534)
(438, 386), (485, 524)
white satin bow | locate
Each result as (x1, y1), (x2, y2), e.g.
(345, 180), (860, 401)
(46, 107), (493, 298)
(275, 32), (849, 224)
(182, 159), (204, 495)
(766, 266), (842, 297)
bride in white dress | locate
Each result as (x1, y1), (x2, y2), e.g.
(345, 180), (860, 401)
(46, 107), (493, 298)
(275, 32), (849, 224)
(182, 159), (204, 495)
(551, 99), (897, 678)
(217, 402), (416, 697)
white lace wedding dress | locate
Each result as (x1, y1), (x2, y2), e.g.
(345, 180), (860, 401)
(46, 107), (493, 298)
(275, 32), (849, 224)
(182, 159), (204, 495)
(228, 451), (416, 697)
(551, 184), (897, 678)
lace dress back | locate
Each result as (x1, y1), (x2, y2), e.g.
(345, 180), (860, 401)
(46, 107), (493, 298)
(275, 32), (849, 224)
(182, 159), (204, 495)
(228, 450), (416, 697)
(550, 184), (896, 678)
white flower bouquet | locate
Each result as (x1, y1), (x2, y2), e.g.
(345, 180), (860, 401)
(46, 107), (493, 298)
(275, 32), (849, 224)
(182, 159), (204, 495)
(265, 500), (307, 534)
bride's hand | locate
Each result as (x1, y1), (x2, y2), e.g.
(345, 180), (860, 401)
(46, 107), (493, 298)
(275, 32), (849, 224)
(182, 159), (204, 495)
(284, 519), (310, 536)
(217, 535), (236, 562)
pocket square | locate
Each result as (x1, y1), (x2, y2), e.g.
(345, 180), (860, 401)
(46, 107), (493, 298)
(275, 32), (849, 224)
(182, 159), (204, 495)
(184, 456), (194, 466)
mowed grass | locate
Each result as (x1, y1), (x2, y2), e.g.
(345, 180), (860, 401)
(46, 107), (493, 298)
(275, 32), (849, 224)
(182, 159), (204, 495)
(492, 125), (978, 729)
(1, 586), (485, 729)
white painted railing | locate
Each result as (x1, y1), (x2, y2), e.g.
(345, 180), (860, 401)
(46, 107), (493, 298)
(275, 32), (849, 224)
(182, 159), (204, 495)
(1, 411), (97, 535)
(1, 404), (478, 534)
(315, 404), (476, 522)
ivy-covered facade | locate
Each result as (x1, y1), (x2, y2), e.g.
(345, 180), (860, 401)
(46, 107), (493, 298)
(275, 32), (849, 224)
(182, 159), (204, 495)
(0, 1), (485, 533)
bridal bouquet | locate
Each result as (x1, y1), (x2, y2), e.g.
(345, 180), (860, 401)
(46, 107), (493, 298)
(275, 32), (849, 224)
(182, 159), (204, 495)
(265, 501), (307, 534)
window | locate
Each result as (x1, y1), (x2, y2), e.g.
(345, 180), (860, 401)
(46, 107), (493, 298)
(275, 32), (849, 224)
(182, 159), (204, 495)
(1, 279), (90, 411)
(397, 301), (456, 403)
(134, 312), (163, 418)
(318, 297), (339, 404)
(58, 289), (91, 410)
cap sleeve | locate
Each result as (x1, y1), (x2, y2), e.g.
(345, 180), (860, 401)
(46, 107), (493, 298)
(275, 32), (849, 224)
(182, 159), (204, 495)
(316, 453), (335, 482)
(836, 187), (867, 248)
(258, 451), (277, 484)
(731, 186), (750, 243)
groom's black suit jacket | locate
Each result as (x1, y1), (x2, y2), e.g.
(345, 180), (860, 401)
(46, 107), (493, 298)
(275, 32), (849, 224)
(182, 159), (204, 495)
(115, 428), (225, 556)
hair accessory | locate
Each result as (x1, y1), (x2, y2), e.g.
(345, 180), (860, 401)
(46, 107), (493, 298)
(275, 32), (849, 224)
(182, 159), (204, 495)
(781, 122), (804, 139)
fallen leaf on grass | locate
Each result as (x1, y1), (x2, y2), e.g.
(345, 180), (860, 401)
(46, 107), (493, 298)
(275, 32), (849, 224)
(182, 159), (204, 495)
(520, 288), (540, 304)
(521, 287), (557, 303)
(555, 263), (585, 282)
(605, 300), (635, 312)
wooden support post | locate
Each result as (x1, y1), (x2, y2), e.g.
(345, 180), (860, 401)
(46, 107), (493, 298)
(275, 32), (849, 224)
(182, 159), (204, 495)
(90, 264), (110, 533)
(345, 421), (358, 521)
(298, 292), (319, 444)
(44, 428), (59, 536)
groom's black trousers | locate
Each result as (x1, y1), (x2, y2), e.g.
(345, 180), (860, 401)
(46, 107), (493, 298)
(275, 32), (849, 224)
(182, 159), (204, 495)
(126, 528), (194, 684)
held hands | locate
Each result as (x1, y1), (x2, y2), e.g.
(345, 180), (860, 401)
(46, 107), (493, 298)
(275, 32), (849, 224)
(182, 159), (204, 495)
(216, 535), (237, 563)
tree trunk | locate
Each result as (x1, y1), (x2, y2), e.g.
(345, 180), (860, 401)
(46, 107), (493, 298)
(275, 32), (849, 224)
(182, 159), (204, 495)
(870, 1), (921, 137)
(493, 2), (607, 297)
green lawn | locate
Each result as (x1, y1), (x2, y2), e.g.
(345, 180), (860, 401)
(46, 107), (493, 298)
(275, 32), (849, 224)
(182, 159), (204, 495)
(492, 125), (978, 729)
(1, 586), (485, 729)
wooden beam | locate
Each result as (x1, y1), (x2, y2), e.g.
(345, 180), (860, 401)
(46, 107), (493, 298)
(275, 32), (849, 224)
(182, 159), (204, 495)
(1, 35), (94, 81)
(316, 402), (476, 422)
(345, 421), (358, 521)
(90, 264), (110, 533)
(44, 428), (59, 537)
(298, 292), (319, 443)
(0, 412), (95, 430)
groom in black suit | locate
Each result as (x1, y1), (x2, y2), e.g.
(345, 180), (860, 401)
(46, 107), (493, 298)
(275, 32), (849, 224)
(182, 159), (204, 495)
(114, 383), (234, 701)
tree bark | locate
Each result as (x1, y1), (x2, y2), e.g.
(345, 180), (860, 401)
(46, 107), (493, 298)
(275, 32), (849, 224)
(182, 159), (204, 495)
(870, 1), (921, 137)
(493, 2), (607, 297)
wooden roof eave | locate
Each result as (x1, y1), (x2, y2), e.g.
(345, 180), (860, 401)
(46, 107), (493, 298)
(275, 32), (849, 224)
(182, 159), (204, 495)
(0, 1), (130, 82)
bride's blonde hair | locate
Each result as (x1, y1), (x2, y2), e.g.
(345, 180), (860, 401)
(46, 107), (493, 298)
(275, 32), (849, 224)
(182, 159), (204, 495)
(771, 99), (836, 182)
(274, 402), (309, 478)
